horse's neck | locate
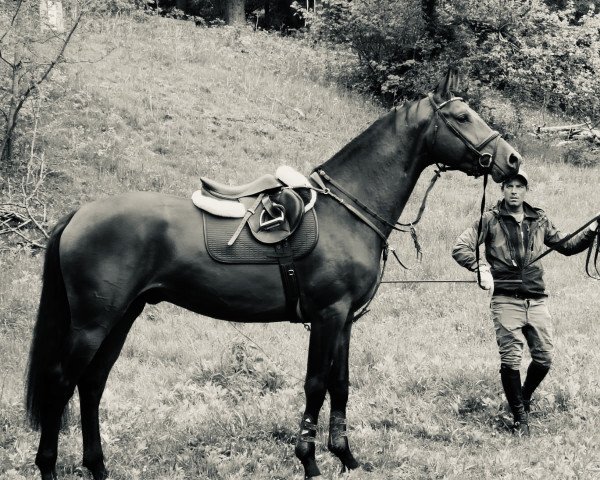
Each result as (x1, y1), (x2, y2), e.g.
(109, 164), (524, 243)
(319, 102), (430, 236)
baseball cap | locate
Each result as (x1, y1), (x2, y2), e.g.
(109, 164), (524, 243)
(503, 169), (529, 186)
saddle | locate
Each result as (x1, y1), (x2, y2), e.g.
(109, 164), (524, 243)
(193, 166), (317, 246)
(191, 166), (319, 322)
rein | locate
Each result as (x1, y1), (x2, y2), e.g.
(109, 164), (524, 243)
(525, 213), (600, 279)
(475, 173), (489, 288)
(586, 228), (600, 280)
(309, 168), (435, 320)
(315, 168), (441, 233)
(427, 94), (504, 289)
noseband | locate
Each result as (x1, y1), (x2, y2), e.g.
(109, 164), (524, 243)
(428, 93), (500, 177)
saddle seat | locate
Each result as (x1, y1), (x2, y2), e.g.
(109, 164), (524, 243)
(200, 173), (283, 199)
(192, 166), (317, 245)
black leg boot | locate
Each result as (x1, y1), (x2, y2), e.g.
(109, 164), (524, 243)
(500, 364), (529, 436)
(522, 361), (550, 413)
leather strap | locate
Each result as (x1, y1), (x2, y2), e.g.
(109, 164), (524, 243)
(310, 171), (389, 246)
(314, 169), (440, 233)
(227, 194), (264, 246)
(586, 227), (600, 279)
(274, 240), (301, 321)
(526, 213), (600, 269)
(475, 173), (489, 288)
(427, 93), (501, 178)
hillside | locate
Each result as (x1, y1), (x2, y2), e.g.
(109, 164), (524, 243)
(1, 14), (599, 480)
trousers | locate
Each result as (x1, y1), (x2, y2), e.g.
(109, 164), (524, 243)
(490, 295), (554, 369)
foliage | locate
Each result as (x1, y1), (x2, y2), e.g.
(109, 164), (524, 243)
(561, 142), (599, 167)
(298, 0), (442, 102)
(88, 0), (148, 15)
(459, 0), (600, 119)
(300, 0), (600, 120)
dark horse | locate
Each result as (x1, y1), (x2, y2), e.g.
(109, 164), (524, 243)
(26, 70), (521, 479)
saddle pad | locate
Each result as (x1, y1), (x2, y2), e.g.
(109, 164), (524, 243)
(203, 209), (318, 264)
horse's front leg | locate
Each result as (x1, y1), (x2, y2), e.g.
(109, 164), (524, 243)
(295, 302), (349, 479)
(327, 318), (361, 472)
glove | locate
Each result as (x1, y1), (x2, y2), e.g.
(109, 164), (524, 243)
(477, 263), (494, 292)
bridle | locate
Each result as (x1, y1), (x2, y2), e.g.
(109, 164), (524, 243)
(427, 93), (502, 178)
(428, 93), (510, 287)
(311, 94), (506, 245)
(308, 93), (511, 318)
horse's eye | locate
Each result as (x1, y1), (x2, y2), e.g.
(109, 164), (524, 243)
(456, 114), (470, 123)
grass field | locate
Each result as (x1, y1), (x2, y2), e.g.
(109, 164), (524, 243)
(1, 14), (600, 480)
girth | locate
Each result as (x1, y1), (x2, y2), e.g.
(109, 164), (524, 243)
(195, 169), (319, 322)
(201, 210), (318, 322)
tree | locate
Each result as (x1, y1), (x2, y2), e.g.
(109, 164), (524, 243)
(1, 0), (82, 247)
(1, 0), (81, 164)
(225, 0), (245, 24)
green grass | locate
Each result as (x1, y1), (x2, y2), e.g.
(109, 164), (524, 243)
(2, 14), (600, 480)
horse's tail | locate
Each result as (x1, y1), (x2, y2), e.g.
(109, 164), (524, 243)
(25, 210), (77, 431)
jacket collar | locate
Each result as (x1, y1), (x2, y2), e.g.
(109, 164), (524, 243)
(495, 200), (539, 219)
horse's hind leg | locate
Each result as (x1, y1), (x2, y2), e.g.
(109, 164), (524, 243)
(295, 302), (349, 479)
(35, 324), (112, 480)
(327, 319), (361, 472)
(35, 380), (75, 480)
(78, 300), (145, 480)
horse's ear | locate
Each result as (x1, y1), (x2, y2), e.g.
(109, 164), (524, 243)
(433, 66), (462, 101)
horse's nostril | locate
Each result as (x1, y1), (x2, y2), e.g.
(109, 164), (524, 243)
(509, 153), (521, 169)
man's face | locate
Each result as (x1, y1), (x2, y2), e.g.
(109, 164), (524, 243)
(502, 178), (527, 208)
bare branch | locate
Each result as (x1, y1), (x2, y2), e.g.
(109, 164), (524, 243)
(0, 50), (14, 68)
(0, 222), (46, 248)
(19, 12), (83, 102)
(1, 11), (82, 161)
(0, 0), (24, 44)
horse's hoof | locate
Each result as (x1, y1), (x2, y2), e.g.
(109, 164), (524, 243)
(338, 453), (360, 473)
(92, 469), (110, 480)
(343, 461), (374, 472)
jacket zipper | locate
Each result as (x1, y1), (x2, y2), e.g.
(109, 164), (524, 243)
(497, 216), (519, 267)
(524, 219), (538, 266)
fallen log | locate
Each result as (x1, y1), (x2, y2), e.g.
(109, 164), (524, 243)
(537, 123), (588, 133)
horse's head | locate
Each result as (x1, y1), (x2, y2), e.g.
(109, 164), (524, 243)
(424, 68), (521, 183)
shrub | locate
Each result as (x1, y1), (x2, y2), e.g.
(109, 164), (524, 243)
(300, 0), (600, 120)
(562, 143), (599, 167)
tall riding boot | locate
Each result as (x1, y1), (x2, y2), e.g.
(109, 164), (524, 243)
(522, 361), (550, 412)
(500, 364), (529, 436)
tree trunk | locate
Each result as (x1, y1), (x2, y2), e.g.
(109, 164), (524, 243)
(421, 0), (438, 36)
(1, 49), (21, 164)
(225, 0), (245, 25)
(275, 0), (294, 29)
(39, 0), (65, 33)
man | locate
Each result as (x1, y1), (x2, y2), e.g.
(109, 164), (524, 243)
(452, 170), (598, 435)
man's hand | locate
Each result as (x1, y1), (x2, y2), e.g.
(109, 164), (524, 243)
(589, 211), (599, 232)
(478, 263), (494, 292)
